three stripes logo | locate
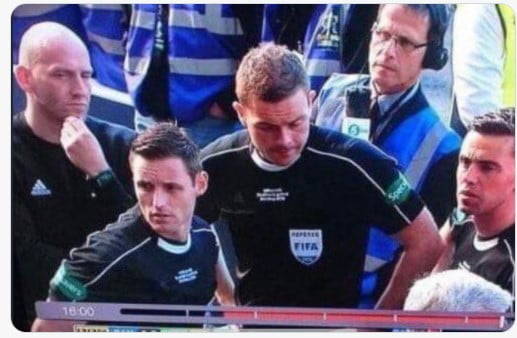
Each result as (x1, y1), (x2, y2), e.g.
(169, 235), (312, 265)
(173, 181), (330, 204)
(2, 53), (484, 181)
(31, 179), (52, 196)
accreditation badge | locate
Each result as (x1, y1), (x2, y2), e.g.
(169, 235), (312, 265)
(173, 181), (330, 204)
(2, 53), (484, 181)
(342, 117), (370, 141)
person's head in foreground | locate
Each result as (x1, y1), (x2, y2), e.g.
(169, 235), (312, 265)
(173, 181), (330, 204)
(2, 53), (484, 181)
(129, 122), (208, 242)
(15, 21), (93, 124)
(404, 269), (513, 312)
(456, 109), (514, 235)
(233, 43), (316, 167)
(369, 4), (450, 95)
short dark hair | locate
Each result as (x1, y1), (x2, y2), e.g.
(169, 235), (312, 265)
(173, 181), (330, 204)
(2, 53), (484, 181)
(469, 108), (515, 137)
(129, 123), (202, 180)
(235, 43), (309, 105)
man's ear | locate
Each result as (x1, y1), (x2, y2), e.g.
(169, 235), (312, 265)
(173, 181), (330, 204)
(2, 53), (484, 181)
(195, 171), (209, 196)
(14, 65), (32, 93)
(232, 101), (247, 127)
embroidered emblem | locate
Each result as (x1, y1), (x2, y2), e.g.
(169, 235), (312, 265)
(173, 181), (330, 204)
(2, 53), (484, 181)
(31, 179), (51, 196)
(385, 173), (411, 205)
(289, 229), (323, 265)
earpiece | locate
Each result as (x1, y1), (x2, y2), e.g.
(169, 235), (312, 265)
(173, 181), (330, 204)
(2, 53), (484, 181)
(421, 4), (451, 70)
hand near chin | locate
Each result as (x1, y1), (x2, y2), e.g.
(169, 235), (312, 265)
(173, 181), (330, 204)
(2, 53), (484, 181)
(60, 116), (109, 177)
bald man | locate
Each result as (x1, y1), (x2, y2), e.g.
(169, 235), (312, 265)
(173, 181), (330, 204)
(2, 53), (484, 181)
(12, 22), (136, 331)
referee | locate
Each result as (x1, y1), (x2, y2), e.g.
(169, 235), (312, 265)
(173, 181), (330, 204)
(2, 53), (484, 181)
(32, 123), (235, 331)
(197, 43), (444, 310)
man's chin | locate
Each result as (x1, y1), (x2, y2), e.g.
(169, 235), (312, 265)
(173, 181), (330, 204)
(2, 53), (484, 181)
(59, 112), (86, 123)
(71, 111), (88, 119)
(457, 203), (477, 216)
(66, 107), (89, 117)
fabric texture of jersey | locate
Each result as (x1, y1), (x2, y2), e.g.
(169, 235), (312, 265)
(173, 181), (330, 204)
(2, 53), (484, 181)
(12, 112), (136, 326)
(313, 73), (460, 308)
(450, 210), (515, 294)
(197, 126), (424, 308)
(49, 206), (219, 304)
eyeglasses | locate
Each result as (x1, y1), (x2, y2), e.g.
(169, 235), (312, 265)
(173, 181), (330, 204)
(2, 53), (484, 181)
(371, 24), (428, 54)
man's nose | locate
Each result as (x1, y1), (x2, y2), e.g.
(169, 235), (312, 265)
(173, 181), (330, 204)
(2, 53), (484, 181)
(379, 38), (398, 58)
(277, 128), (294, 147)
(460, 165), (479, 185)
(152, 189), (167, 209)
(70, 75), (90, 97)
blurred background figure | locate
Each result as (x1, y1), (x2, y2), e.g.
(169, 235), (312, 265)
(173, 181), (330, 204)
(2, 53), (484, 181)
(261, 4), (370, 93)
(450, 4), (515, 137)
(125, 4), (256, 147)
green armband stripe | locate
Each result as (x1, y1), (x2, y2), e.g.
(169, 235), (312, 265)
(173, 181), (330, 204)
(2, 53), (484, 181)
(50, 265), (87, 301)
(385, 173), (411, 206)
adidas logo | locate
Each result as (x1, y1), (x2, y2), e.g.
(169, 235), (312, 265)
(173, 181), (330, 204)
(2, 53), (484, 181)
(31, 179), (52, 196)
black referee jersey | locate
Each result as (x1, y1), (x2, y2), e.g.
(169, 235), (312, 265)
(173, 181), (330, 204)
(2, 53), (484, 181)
(197, 125), (424, 308)
(49, 206), (219, 305)
(450, 209), (515, 294)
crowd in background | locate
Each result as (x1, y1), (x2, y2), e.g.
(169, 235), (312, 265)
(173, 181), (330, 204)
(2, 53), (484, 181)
(11, 4), (515, 332)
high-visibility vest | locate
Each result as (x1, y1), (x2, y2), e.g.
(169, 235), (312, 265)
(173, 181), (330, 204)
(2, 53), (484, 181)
(497, 4), (516, 107)
(124, 4), (246, 123)
(81, 4), (246, 123)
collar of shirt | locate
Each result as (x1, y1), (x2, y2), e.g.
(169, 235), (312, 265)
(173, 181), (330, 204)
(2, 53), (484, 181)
(157, 234), (192, 254)
(370, 80), (420, 118)
(251, 148), (297, 172)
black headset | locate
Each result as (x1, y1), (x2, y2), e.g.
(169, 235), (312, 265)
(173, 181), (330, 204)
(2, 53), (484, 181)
(422, 4), (451, 70)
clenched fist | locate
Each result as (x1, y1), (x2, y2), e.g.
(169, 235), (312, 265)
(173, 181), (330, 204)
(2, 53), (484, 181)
(60, 116), (109, 177)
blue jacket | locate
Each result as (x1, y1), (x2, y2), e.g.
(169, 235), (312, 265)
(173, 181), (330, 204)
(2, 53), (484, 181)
(124, 4), (247, 123)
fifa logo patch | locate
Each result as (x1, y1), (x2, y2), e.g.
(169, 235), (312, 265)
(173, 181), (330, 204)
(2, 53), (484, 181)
(289, 229), (323, 265)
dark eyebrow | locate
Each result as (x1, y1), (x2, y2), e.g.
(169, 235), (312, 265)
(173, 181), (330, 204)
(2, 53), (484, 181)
(288, 115), (309, 126)
(255, 121), (276, 128)
(477, 160), (500, 168)
(460, 155), (500, 168)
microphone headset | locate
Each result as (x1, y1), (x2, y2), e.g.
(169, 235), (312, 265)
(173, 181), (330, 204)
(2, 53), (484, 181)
(422, 4), (451, 70)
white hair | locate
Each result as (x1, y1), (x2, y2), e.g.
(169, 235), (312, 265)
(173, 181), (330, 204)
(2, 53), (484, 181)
(404, 269), (513, 312)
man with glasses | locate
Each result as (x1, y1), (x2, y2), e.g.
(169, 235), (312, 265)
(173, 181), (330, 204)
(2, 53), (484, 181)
(312, 4), (460, 308)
